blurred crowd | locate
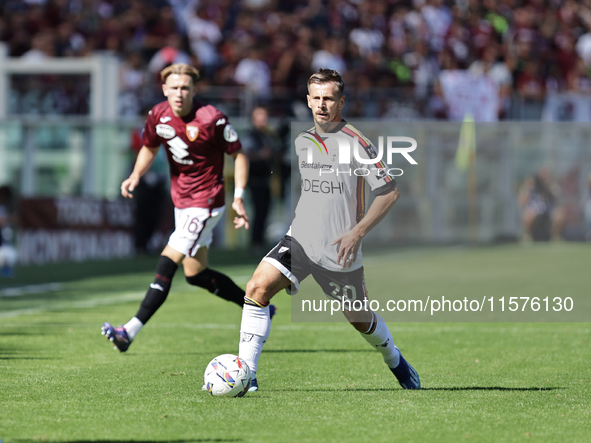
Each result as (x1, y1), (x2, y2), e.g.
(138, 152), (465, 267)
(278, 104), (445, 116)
(2, 0), (591, 118)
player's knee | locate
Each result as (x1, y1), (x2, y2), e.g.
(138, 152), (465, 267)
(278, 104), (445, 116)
(349, 321), (372, 333)
(154, 255), (178, 289)
(186, 268), (217, 294)
(343, 308), (372, 332)
(245, 276), (270, 304)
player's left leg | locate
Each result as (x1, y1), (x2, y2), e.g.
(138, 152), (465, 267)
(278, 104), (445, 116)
(170, 206), (246, 307)
(175, 206), (246, 306)
(183, 239), (278, 318)
(314, 267), (420, 389)
(345, 309), (420, 389)
(183, 247), (246, 307)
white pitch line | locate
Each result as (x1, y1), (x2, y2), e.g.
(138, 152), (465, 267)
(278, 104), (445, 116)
(2, 294), (588, 335)
(0, 283), (64, 298)
(0, 291), (145, 319)
(149, 323), (590, 334)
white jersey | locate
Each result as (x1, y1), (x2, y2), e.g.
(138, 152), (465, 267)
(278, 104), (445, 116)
(289, 121), (396, 272)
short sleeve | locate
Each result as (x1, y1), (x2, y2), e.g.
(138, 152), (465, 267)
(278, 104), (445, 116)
(294, 134), (307, 159)
(214, 113), (242, 155)
(353, 141), (397, 195)
(140, 109), (160, 148)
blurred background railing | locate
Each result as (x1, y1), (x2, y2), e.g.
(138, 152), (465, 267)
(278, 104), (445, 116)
(290, 122), (591, 247)
(2, 0), (591, 267)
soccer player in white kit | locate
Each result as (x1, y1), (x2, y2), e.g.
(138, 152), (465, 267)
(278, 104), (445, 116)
(239, 69), (420, 391)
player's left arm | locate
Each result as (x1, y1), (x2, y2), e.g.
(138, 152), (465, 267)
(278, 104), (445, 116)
(332, 186), (400, 268)
(230, 149), (250, 230)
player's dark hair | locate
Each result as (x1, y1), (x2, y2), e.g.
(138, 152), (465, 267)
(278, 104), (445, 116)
(307, 69), (345, 96)
(160, 64), (200, 85)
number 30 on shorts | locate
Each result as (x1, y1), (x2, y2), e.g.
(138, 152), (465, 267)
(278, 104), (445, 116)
(328, 282), (357, 301)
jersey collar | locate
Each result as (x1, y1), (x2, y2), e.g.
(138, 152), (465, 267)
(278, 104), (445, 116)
(313, 119), (347, 134)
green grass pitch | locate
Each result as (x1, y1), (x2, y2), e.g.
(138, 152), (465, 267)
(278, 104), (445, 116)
(0, 244), (590, 442)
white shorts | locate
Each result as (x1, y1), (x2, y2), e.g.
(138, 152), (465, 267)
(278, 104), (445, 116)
(168, 206), (225, 257)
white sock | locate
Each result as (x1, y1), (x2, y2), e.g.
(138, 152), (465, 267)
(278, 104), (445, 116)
(124, 317), (143, 341)
(360, 312), (400, 368)
(239, 303), (271, 377)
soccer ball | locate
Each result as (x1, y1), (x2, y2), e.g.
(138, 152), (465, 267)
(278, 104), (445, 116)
(203, 354), (252, 397)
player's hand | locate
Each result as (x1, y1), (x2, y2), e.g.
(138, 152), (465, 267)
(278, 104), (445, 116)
(332, 229), (362, 269)
(232, 198), (250, 230)
(121, 175), (140, 199)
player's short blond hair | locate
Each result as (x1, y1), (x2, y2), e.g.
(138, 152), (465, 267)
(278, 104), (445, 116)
(307, 69), (345, 97)
(160, 64), (200, 85)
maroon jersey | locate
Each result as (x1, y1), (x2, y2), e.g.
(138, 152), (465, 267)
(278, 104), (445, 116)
(142, 98), (242, 209)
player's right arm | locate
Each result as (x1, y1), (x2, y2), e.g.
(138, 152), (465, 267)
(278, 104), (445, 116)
(121, 146), (160, 198)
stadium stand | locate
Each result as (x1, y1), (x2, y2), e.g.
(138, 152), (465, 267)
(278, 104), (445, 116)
(2, 0), (591, 119)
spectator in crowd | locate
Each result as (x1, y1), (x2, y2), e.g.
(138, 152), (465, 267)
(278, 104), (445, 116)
(311, 37), (347, 74)
(21, 30), (55, 61)
(516, 61), (545, 101)
(4, 0), (591, 118)
(468, 44), (512, 115)
(575, 26), (591, 66)
(349, 13), (385, 58)
(119, 51), (148, 117)
(273, 30), (313, 99)
(403, 40), (438, 102)
(148, 33), (192, 76)
(241, 106), (280, 253)
(95, 17), (125, 53)
(54, 20), (87, 57)
(184, 4), (222, 77)
(422, 0), (453, 53)
(142, 5), (178, 57)
(234, 46), (272, 100)
(167, 0), (199, 35)
(566, 57), (591, 94)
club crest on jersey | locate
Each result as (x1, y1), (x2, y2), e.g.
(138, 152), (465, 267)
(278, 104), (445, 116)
(330, 149), (338, 162)
(156, 124), (175, 139)
(186, 124), (199, 141)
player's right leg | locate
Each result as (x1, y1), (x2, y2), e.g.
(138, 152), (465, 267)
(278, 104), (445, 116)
(240, 260), (292, 391)
(240, 235), (308, 391)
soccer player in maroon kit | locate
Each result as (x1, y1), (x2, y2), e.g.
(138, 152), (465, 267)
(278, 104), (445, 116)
(102, 64), (273, 352)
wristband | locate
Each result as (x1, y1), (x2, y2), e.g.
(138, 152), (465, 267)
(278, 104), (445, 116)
(234, 187), (245, 199)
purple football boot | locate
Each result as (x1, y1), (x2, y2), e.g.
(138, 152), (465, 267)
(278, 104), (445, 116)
(101, 322), (131, 352)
